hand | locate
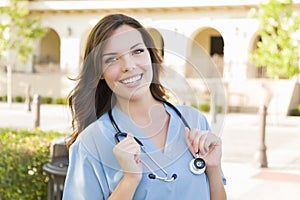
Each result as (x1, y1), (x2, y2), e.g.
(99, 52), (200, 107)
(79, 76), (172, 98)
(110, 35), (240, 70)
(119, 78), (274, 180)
(113, 133), (143, 181)
(184, 127), (222, 168)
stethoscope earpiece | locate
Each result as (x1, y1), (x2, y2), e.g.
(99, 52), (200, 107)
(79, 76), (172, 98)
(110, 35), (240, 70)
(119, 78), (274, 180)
(189, 154), (206, 175)
(172, 174), (177, 180)
(148, 173), (156, 179)
(148, 173), (177, 182)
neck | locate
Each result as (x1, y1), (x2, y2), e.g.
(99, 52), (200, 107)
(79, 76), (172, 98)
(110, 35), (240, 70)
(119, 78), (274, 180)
(116, 93), (165, 127)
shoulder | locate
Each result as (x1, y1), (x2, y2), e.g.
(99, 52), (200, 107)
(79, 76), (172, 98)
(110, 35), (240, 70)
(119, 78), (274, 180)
(71, 113), (115, 160)
(176, 104), (201, 114)
(169, 103), (209, 130)
(174, 104), (206, 120)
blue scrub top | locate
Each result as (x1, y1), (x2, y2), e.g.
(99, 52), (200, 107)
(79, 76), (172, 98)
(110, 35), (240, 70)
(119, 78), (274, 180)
(63, 103), (226, 200)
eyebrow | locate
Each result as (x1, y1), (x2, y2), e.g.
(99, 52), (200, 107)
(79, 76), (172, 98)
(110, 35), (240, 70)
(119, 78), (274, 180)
(102, 42), (144, 57)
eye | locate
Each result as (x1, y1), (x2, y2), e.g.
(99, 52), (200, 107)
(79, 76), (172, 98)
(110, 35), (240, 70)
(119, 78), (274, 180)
(132, 48), (145, 55)
(104, 56), (119, 64)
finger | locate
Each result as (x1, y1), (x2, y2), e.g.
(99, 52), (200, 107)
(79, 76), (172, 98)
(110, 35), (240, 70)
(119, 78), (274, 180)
(117, 136), (140, 154)
(198, 131), (208, 155)
(192, 131), (202, 154)
(134, 149), (140, 164)
(126, 139), (141, 152)
(184, 127), (195, 157)
(184, 127), (190, 143)
(208, 135), (221, 152)
(201, 133), (219, 156)
(205, 134), (217, 152)
(116, 132), (133, 147)
(127, 132), (133, 138)
(125, 140), (141, 166)
(188, 128), (197, 142)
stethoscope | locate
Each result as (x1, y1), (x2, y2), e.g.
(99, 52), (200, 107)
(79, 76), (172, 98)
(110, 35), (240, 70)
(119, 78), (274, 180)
(108, 101), (206, 182)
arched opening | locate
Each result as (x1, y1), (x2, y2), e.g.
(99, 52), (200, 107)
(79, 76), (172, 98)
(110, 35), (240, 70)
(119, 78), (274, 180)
(147, 28), (164, 59)
(186, 27), (224, 78)
(249, 35), (268, 78)
(34, 28), (60, 72)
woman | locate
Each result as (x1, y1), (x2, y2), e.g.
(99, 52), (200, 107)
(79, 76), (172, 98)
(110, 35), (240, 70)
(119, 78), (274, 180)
(63, 13), (226, 200)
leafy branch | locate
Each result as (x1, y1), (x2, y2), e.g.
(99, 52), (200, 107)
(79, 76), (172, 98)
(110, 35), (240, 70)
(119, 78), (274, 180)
(249, 0), (300, 78)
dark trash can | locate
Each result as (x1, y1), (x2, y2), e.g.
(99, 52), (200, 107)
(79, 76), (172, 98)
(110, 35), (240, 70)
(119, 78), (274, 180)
(43, 137), (69, 200)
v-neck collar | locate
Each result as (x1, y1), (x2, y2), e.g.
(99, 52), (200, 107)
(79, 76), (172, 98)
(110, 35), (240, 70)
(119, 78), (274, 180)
(111, 102), (187, 159)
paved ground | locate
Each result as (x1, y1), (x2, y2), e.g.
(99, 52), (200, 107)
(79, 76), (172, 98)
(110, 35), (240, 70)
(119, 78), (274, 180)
(1, 102), (300, 200)
(220, 113), (300, 200)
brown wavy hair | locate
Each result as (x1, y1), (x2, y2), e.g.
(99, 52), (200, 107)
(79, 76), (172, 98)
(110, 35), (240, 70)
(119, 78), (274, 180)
(66, 14), (167, 149)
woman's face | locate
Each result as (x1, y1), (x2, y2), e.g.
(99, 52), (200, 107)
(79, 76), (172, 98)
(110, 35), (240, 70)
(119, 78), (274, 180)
(101, 25), (153, 102)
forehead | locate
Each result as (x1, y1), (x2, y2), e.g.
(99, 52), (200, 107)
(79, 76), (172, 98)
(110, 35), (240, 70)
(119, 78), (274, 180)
(103, 25), (145, 53)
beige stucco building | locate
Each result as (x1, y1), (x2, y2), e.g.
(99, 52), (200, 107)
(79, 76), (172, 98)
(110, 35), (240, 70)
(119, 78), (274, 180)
(1, 0), (300, 115)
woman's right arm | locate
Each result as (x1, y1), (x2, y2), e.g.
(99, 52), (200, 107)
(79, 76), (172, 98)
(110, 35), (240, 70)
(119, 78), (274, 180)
(108, 175), (140, 200)
(63, 141), (108, 200)
(108, 134), (142, 200)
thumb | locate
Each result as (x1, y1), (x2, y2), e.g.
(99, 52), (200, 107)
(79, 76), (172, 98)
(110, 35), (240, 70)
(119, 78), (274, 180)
(126, 132), (133, 138)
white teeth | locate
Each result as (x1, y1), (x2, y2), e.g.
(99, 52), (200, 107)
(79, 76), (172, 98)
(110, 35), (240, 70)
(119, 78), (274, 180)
(121, 74), (142, 84)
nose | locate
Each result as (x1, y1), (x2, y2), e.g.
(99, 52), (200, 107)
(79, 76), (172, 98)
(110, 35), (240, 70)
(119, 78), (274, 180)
(120, 53), (136, 72)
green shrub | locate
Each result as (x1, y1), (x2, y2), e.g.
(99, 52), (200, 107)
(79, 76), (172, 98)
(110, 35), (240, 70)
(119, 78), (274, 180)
(199, 103), (210, 112)
(290, 105), (300, 116)
(55, 97), (67, 105)
(190, 102), (198, 109)
(0, 128), (64, 200)
(216, 105), (223, 113)
(14, 96), (24, 102)
(41, 96), (52, 104)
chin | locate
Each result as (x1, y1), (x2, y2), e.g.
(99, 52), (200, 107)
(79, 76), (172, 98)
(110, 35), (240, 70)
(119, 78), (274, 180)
(132, 86), (152, 100)
(117, 85), (151, 102)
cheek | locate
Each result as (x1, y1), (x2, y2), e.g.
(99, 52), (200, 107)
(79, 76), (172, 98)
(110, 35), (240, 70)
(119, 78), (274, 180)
(144, 57), (154, 78)
(139, 55), (153, 72)
(144, 53), (152, 65)
(102, 67), (120, 88)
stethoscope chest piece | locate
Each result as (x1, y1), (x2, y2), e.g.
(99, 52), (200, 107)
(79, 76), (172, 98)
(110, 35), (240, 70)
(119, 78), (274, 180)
(189, 153), (206, 175)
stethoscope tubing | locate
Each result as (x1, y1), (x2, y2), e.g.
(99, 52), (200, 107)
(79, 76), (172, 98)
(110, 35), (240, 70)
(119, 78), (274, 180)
(108, 101), (206, 181)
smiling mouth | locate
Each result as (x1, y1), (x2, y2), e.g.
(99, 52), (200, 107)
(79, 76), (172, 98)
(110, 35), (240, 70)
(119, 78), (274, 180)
(120, 74), (143, 84)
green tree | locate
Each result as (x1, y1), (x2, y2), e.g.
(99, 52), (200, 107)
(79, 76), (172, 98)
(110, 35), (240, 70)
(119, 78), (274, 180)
(0, 0), (47, 105)
(249, 0), (300, 79)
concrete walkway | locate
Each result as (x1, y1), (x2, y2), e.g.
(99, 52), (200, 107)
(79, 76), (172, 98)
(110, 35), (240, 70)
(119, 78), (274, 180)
(221, 113), (300, 200)
(1, 102), (300, 200)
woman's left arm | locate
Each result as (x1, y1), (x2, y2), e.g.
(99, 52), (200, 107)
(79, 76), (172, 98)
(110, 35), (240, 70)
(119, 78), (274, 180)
(203, 137), (226, 200)
(206, 165), (227, 200)
(184, 128), (227, 200)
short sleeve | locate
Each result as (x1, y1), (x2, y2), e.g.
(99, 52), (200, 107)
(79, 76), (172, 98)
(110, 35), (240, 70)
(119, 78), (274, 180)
(62, 140), (109, 200)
